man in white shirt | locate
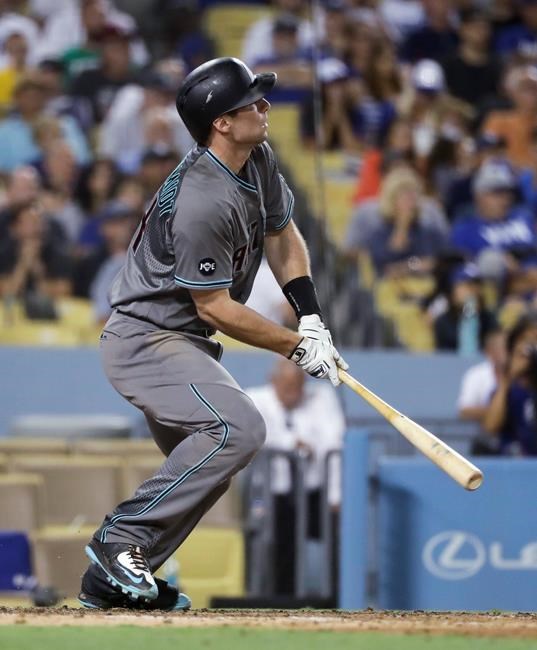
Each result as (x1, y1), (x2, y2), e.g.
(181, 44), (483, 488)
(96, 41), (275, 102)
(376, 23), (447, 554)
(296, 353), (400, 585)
(457, 328), (506, 422)
(247, 358), (345, 594)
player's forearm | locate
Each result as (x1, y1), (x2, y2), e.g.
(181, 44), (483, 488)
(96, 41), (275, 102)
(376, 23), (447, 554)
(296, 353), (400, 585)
(265, 221), (311, 287)
(195, 293), (300, 356)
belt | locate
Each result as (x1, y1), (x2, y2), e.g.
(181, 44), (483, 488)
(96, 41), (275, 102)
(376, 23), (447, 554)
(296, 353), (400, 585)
(181, 328), (215, 339)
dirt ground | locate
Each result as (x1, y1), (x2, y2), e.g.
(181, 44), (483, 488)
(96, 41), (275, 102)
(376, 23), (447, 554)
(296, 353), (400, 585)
(1, 607), (537, 638)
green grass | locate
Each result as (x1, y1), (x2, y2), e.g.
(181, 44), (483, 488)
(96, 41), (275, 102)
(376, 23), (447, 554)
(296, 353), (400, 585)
(0, 626), (533, 650)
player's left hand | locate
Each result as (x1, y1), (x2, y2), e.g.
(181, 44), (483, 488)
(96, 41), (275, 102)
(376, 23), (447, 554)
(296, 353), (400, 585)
(298, 314), (349, 385)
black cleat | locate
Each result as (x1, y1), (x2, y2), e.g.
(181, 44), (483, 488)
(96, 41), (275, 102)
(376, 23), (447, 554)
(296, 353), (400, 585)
(78, 578), (191, 611)
(85, 539), (158, 601)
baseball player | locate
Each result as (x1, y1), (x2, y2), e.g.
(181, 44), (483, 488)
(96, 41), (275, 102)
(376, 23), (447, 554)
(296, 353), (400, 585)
(78, 57), (347, 611)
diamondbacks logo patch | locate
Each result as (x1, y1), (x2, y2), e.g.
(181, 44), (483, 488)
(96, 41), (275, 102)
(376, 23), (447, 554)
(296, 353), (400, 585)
(199, 258), (216, 276)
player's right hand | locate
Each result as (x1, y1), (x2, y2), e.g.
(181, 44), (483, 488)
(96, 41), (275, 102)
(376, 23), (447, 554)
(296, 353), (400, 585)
(288, 336), (345, 387)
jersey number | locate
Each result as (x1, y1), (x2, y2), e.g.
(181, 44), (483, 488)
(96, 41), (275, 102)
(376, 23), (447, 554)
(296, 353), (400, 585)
(233, 222), (259, 273)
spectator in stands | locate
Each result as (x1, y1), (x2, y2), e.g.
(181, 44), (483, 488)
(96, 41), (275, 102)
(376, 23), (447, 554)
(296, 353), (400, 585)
(379, 0), (425, 44)
(0, 165), (41, 211)
(74, 200), (137, 320)
(37, 58), (88, 128)
(76, 158), (120, 219)
(0, 24), (30, 108)
(76, 158), (121, 251)
(318, 0), (347, 60)
(252, 14), (313, 103)
(518, 126), (537, 215)
(495, 0), (537, 62)
(38, 139), (85, 244)
(137, 145), (179, 202)
(442, 8), (501, 112)
(314, 58), (358, 152)
(69, 23), (138, 127)
(450, 159), (537, 289)
(350, 38), (402, 147)
(444, 132), (508, 221)
(399, 59), (465, 172)
(425, 100), (475, 203)
(241, 0), (314, 68)
(113, 175), (145, 215)
(35, 0), (149, 73)
(484, 311), (537, 455)
(482, 64), (537, 168)
(98, 69), (191, 173)
(169, 4), (215, 73)
(0, 199), (73, 304)
(351, 118), (417, 204)
(457, 327), (507, 422)
(344, 166), (449, 277)
(247, 359), (345, 595)
(0, 72), (90, 173)
(399, 0), (458, 63)
(344, 19), (379, 78)
(434, 263), (498, 351)
(0, 10), (38, 68)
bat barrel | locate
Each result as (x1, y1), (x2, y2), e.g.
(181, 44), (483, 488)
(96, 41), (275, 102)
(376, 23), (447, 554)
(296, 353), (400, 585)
(338, 370), (484, 491)
(466, 470), (484, 491)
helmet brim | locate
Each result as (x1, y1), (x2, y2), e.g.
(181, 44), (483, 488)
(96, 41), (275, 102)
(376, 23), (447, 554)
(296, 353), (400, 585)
(224, 72), (277, 115)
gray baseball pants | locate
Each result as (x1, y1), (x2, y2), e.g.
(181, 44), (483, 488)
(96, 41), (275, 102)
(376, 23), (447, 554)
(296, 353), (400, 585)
(93, 312), (266, 571)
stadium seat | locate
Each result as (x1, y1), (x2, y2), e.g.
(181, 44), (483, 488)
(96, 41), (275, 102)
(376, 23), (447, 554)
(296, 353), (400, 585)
(375, 276), (435, 351)
(198, 478), (243, 528)
(0, 473), (43, 531)
(121, 455), (166, 500)
(121, 459), (242, 525)
(166, 527), (245, 608)
(31, 525), (96, 598)
(72, 438), (160, 457)
(9, 455), (123, 526)
(0, 438), (69, 457)
(9, 414), (132, 438)
(0, 321), (81, 346)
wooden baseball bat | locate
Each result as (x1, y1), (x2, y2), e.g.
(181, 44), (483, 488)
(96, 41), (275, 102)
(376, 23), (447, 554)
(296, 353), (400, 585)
(338, 369), (483, 491)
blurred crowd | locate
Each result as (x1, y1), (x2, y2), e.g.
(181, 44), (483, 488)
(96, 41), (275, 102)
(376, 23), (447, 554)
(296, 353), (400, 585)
(2, 0), (537, 349)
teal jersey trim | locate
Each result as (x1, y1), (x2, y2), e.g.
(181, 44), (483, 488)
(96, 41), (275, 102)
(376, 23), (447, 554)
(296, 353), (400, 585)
(273, 193), (294, 231)
(205, 150), (257, 192)
(174, 275), (233, 289)
(99, 385), (230, 543)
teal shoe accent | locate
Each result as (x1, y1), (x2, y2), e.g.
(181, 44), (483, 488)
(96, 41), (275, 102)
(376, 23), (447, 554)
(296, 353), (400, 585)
(173, 592), (192, 611)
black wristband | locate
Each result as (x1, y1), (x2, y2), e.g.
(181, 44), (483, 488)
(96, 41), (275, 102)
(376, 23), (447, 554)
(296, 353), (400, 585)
(282, 276), (323, 320)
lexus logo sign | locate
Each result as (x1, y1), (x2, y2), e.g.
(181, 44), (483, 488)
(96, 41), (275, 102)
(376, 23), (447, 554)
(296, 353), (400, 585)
(422, 531), (537, 580)
(422, 531), (486, 580)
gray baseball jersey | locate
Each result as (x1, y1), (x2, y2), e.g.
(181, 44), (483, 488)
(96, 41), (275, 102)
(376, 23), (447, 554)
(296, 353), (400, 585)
(109, 142), (294, 332)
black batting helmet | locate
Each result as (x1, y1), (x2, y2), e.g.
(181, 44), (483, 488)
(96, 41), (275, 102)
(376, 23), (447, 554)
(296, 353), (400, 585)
(176, 57), (277, 145)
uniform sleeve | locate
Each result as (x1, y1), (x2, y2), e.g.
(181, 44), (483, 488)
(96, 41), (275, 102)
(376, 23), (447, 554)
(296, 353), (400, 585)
(263, 144), (295, 233)
(172, 194), (234, 291)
